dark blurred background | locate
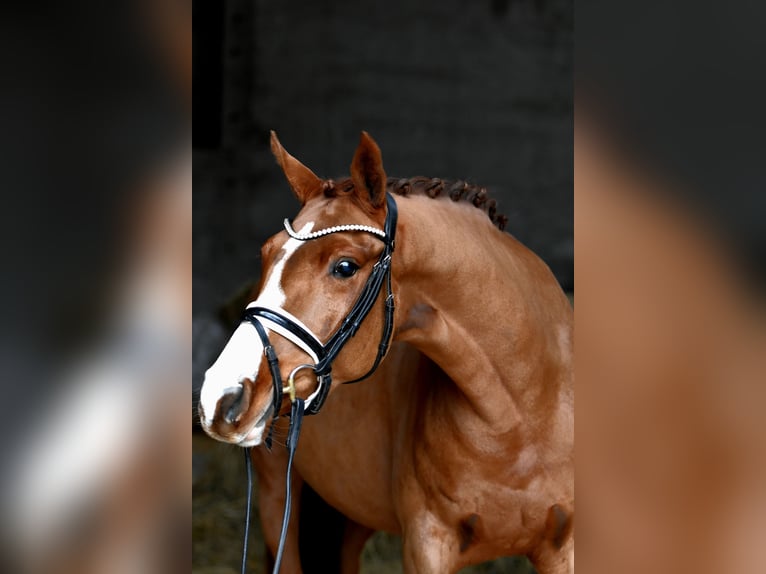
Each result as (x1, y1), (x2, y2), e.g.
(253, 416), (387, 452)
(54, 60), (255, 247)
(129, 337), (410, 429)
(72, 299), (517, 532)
(193, 0), (573, 393)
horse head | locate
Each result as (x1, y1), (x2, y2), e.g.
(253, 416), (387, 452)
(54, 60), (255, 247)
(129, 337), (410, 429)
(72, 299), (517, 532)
(199, 131), (396, 446)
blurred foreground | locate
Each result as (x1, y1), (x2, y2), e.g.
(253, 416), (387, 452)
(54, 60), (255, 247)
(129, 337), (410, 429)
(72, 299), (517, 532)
(575, 115), (766, 573)
(1, 152), (191, 574)
(576, 3), (766, 570)
(0, 1), (190, 572)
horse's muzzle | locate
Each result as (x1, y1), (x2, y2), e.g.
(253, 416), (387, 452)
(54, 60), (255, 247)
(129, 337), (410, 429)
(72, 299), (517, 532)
(199, 377), (272, 446)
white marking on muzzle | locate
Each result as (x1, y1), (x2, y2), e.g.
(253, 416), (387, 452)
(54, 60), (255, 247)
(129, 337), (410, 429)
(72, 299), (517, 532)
(199, 222), (315, 433)
(200, 321), (264, 426)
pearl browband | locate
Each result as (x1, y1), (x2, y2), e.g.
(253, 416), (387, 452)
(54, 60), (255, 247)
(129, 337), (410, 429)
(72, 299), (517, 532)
(284, 219), (386, 241)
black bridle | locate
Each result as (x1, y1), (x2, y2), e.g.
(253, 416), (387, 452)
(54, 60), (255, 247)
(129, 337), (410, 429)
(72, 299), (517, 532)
(238, 193), (398, 574)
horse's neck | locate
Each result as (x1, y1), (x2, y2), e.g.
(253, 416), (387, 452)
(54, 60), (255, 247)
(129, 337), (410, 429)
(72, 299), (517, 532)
(393, 196), (572, 432)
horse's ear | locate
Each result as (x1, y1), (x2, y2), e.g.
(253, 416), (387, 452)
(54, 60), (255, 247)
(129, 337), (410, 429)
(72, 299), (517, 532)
(350, 131), (387, 209)
(270, 130), (323, 205)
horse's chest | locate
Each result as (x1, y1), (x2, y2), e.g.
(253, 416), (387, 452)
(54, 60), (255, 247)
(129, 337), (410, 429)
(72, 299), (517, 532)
(293, 384), (400, 532)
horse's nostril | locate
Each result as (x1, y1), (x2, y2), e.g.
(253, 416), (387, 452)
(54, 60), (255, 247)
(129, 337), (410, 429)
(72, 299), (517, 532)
(219, 386), (246, 425)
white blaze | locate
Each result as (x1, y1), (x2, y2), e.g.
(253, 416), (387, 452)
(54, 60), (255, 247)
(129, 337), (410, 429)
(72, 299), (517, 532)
(250, 221), (314, 309)
(199, 222), (314, 435)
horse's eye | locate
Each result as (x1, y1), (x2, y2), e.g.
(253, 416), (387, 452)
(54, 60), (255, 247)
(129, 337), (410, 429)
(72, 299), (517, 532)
(333, 259), (359, 279)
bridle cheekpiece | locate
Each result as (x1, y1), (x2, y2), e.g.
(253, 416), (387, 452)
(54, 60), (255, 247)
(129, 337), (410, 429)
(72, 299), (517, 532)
(242, 192), (398, 426)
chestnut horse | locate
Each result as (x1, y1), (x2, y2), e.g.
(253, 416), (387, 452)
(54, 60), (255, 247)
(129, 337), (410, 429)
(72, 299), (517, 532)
(199, 132), (573, 573)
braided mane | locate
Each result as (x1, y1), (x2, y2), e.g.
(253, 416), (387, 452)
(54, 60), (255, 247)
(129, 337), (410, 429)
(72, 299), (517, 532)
(325, 176), (508, 231)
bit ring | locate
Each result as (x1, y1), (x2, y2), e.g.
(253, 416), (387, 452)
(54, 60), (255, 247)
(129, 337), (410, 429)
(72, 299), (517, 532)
(283, 364), (316, 403)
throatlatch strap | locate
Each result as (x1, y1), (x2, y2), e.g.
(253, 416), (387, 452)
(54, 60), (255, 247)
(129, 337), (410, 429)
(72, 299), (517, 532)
(343, 265), (396, 384)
